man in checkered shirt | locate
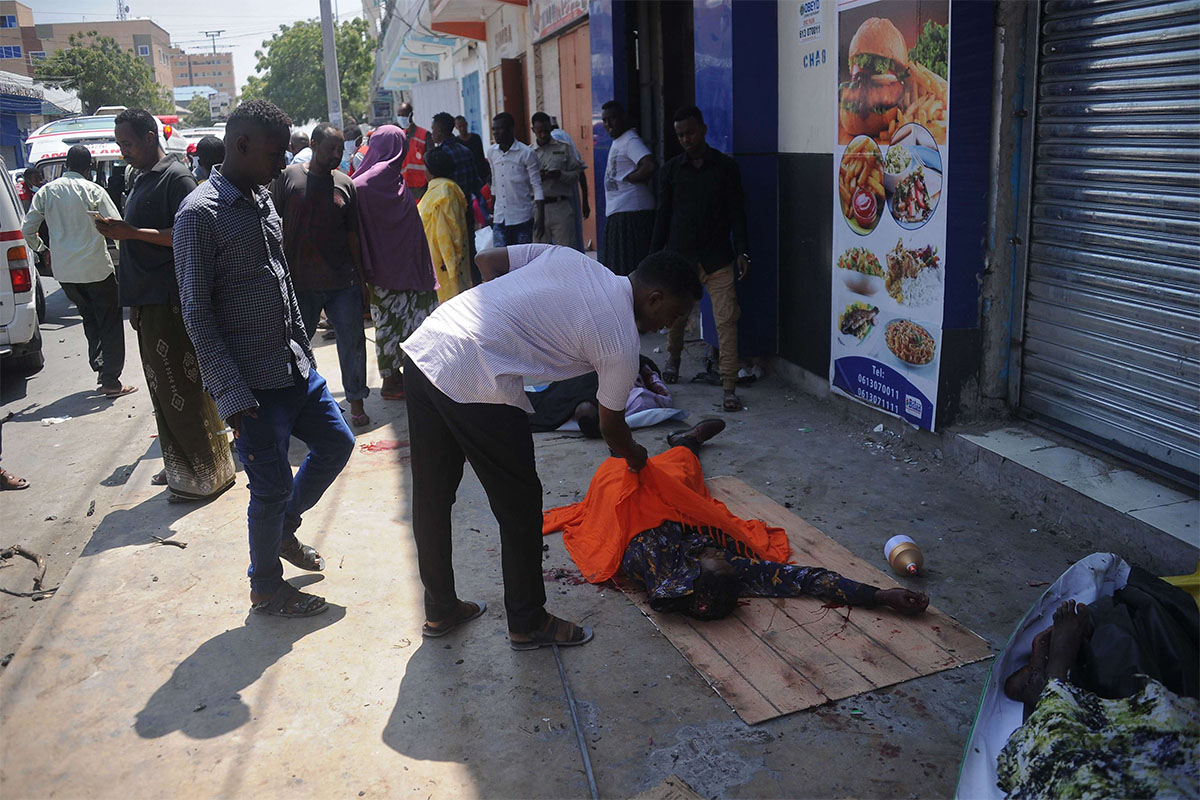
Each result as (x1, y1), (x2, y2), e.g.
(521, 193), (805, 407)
(174, 100), (355, 619)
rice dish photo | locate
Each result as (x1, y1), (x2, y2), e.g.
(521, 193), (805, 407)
(885, 319), (936, 366)
(885, 238), (940, 305)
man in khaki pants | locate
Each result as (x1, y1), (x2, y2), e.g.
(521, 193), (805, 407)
(652, 105), (750, 412)
(532, 112), (585, 251)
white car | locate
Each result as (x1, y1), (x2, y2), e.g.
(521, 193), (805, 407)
(0, 155), (43, 374)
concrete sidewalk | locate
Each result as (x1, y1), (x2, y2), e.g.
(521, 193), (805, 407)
(2, 329), (1196, 799)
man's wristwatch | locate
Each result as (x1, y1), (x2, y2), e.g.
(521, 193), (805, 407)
(740, 253), (751, 263)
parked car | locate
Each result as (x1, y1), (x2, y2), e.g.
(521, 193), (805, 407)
(0, 155), (44, 374)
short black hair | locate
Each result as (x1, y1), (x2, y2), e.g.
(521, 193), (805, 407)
(310, 122), (341, 145)
(431, 112), (455, 132)
(66, 144), (92, 173)
(21, 167), (41, 181)
(530, 111), (551, 127)
(196, 135), (225, 167)
(343, 123), (362, 142)
(632, 251), (703, 301)
(601, 100), (625, 115)
(492, 112), (514, 129)
(114, 107), (157, 139)
(425, 146), (454, 179)
(226, 99), (292, 144)
(686, 570), (741, 621)
(673, 105), (705, 125)
(454, 114), (467, 124)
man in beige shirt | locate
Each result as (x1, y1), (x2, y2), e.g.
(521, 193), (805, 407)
(22, 145), (136, 397)
(531, 112), (585, 251)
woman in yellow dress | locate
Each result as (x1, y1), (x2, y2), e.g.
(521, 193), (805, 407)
(418, 147), (469, 304)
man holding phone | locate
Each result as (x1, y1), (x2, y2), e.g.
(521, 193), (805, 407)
(22, 145), (137, 397)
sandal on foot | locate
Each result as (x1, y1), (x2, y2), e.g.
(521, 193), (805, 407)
(0, 467), (29, 490)
(101, 384), (138, 398)
(350, 413), (370, 427)
(250, 583), (327, 618)
(509, 614), (594, 651)
(280, 539), (325, 571)
(150, 469), (168, 486)
(722, 391), (743, 412)
(422, 599), (487, 638)
(662, 362), (680, 384)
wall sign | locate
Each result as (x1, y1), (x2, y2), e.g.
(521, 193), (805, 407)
(799, 0), (823, 44)
(829, 0), (950, 431)
(531, 0), (588, 42)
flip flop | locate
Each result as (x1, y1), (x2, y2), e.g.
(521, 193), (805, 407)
(722, 391), (743, 412)
(422, 599), (487, 638)
(101, 384), (138, 398)
(662, 363), (680, 384)
(350, 413), (370, 427)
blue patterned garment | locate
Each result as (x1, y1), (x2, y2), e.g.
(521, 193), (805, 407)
(620, 521), (881, 613)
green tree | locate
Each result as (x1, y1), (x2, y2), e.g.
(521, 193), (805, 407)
(247, 18), (373, 123)
(184, 93), (213, 127)
(34, 32), (167, 114)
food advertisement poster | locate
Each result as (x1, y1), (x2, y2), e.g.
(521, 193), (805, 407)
(830, 0), (949, 430)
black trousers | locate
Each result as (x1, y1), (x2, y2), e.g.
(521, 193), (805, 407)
(61, 274), (124, 386)
(403, 355), (547, 634)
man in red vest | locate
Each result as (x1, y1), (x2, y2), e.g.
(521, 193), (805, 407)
(397, 101), (429, 200)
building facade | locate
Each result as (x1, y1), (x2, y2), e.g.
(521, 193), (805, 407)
(0, 2), (174, 88)
(169, 49), (236, 98)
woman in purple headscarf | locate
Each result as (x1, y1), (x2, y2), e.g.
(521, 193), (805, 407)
(352, 125), (439, 400)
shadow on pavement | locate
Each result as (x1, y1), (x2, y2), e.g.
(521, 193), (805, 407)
(7, 388), (136, 423)
(135, 596), (344, 739)
(80, 486), (227, 557)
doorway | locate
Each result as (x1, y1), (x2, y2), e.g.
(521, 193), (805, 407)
(557, 22), (596, 250)
(626, 1), (694, 164)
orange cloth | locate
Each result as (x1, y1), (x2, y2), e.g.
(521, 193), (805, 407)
(542, 447), (791, 583)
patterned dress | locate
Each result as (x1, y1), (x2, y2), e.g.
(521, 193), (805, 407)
(370, 287), (438, 380)
(620, 521), (881, 613)
(997, 678), (1199, 799)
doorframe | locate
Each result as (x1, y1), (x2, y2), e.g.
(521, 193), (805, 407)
(1006, 2), (1045, 412)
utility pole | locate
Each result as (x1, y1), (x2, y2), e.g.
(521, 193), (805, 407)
(116, 0), (128, 21)
(202, 30), (223, 55)
(319, 0), (343, 128)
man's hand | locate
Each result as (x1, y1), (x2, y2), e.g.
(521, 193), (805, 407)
(94, 218), (138, 240)
(735, 254), (751, 281)
(225, 406), (259, 439)
(624, 443), (648, 473)
(582, 199), (591, 220)
(129, 307), (140, 332)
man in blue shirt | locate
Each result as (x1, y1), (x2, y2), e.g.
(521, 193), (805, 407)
(174, 100), (355, 618)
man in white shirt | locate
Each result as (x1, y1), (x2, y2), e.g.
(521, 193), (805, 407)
(486, 112), (544, 247)
(600, 101), (657, 276)
(22, 145), (136, 397)
(401, 244), (701, 650)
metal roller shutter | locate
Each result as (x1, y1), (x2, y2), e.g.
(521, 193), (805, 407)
(1020, 0), (1200, 481)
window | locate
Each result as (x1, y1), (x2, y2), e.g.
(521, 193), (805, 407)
(0, 45), (22, 59)
(138, 44), (149, 56)
(0, 15), (17, 28)
(28, 50), (45, 63)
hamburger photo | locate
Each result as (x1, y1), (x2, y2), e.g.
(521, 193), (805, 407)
(839, 17), (909, 138)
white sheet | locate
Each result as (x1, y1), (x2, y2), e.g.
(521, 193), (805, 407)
(954, 552), (1131, 799)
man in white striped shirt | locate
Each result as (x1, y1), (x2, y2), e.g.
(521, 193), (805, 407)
(401, 244), (701, 650)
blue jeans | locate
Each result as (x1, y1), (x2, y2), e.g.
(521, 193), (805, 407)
(492, 219), (533, 247)
(297, 286), (369, 402)
(235, 368), (355, 594)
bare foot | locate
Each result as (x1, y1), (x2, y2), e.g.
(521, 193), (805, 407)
(1005, 627), (1053, 711)
(875, 587), (929, 615)
(151, 469), (167, 486)
(1045, 600), (1091, 682)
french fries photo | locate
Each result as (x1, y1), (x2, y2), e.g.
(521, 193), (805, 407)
(839, 135), (885, 232)
(881, 60), (948, 144)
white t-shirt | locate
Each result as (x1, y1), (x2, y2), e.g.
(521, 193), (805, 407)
(603, 129), (655, 214)
(402, 244), (641, 412)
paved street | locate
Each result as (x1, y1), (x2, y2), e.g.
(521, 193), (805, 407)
(2, 282), (1194, 798)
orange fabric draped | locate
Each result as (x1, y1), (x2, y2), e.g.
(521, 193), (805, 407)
(542, 447), (792, 583)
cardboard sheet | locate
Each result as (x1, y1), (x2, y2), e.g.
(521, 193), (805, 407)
(615, 476), (993, 724)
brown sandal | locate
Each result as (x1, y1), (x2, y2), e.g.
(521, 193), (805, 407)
(250, 583), (327, 618)
(279, 539), (325, 571)
(509, 614), (593, 651)
(422, 599), (487, 638)
(0, 467), (29, 490)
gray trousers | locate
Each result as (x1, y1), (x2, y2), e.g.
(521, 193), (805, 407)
(61, 274), (125, 386)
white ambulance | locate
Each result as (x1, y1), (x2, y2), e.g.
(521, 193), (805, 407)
(25, 114), (186, 187)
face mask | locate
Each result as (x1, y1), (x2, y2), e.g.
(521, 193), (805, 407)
(397, 115), (411, 128)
